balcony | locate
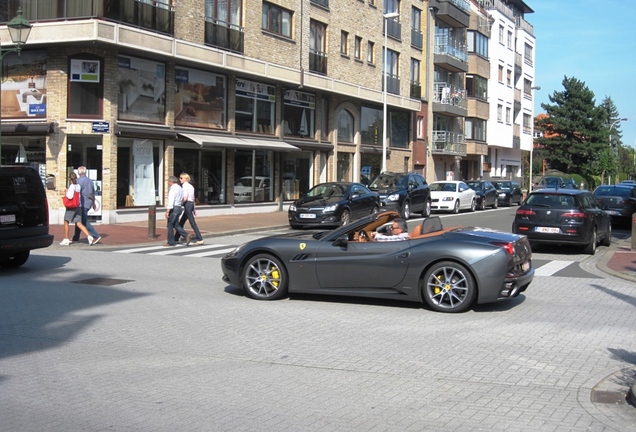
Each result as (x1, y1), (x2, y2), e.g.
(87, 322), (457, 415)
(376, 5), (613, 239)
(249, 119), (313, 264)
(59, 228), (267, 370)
(309, 49), (328, 75)
(411, 28), (423, 50)
(410, 82), (422, 99)
(432, 0), (470, 28)
(383, 74), (400, 96)
(434, 35), (468, 72)
(433, 83), (467, 117)
(103, 0), (174, 35)
(385, 17), (401, 40)
(205, 19), (244, 54)
(431, 130), (467, 156)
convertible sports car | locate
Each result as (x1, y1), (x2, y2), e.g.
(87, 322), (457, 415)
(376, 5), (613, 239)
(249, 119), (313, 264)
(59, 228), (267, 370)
(222, 211), (534, 313)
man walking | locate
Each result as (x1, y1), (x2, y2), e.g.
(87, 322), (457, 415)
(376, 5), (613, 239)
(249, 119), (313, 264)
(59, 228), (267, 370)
(164, 176), (190, 247)
(72, 166), (101, 245)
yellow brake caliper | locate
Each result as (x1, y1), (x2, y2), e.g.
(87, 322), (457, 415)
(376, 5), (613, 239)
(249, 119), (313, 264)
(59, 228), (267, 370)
(271, 268), (280, 287)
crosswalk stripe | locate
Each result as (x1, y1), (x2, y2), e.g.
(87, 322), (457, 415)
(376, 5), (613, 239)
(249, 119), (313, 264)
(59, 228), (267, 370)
(183, 247), (235, 258)
(115, 244), (229, 255)
(533, 260), (573, 277)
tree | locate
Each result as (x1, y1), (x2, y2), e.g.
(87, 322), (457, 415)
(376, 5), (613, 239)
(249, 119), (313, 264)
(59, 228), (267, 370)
(535, 76), (607, 183)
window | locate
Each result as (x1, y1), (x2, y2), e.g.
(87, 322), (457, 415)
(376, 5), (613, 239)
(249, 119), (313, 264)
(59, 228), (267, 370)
(354, 36), (362, 59)
(234, 149), (273, 202)
(337, 109), (354, 142)
(1, 50), (47, 121)
(340, 31), (349, 55)
(506, 107), (511, 124)
(467, 30), (488, 58)
(383, 48), (399, 76)
(465, 118), (486, 141)
(506, 69), (512, 86)
(361, 106), (382, 145)
(206, 0), (243, 52)
(465, 75), (488, 100)
(68, 57), (104, 119)
(524, 43), (533, 66)
(262, 2), (292, 37)
(498, 65), (503, 82)
(367, 41), (375, 63)
(523, 113), (532, 133)
(507, 31), (512, 49)
(411, 7), (421, 29)
(416, 116), (424, 139)
(390, 111), (409, 148)
(497, 104), (503, 122)
(174, 66), (226, 129)
(116, 55), (165, 123)
(310, 20), (327, 74)
(283, 89), (315, 138)
(384, 0), (399, 15)
(523, 79), (532, 98)
(234, 78), (276, 134)
(410, 58), (420, 85)
(498, 25), (504, 44)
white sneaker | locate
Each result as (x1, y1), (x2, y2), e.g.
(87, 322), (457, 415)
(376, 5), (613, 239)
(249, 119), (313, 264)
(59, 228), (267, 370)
(88, 236), (94, 245)
(195, 240), (205, 245)
(92, 236), (101, 245)
(60, 239), (71, 246)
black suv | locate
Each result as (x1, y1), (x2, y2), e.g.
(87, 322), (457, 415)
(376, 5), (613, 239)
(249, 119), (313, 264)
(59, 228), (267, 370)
(368, 172), (431, 219)
(0, 166), (54, 268)
(493, 180), (523, 206)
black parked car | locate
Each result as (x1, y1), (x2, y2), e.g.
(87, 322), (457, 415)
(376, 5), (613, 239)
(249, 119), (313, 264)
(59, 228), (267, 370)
(537, 176), (565, 189)
(493, 180), (523, 206)
(466, 180), (498, 210)
(288, 182), (380, 228)
(593, 184), (636, 226)
(0, 165), (54, 268)
(368, 172), (431, 219)
(512, 189), (611, 255)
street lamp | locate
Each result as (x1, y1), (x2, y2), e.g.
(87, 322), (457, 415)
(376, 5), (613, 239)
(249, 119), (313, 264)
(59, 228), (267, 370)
(0, 9), (32, 164)
(382, 11), (399, 173)
(528, 86), (540, 191)
(608, 117), (627, 185)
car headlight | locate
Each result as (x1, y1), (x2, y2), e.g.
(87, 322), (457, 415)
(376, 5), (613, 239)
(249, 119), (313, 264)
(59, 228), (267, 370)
(442, 197), (454, 201)
(387, 193), (400, 201)
(225, 243), (246, 258)
(289, 204), (297, 212)
(323, 204), (339, 212)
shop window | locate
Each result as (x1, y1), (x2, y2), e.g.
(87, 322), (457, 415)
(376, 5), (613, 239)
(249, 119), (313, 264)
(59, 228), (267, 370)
(233, 149), (273, 202)
(283, 89), (315, 138)
(282, 151), (312, 200)
(175, 66), (226, 129)
(116, 139), (163, 208)
(235, 78), (275, 134)
(173, 147), (226, 205)
(67, 56), (103, 119)
(0, 50), (47, 120)
(361, 106), (382, 145)
(390, 111), (409, 148)
(337, 152), (351, 182)
(117, 55), (166, 124)
(337, 109), (354, 142)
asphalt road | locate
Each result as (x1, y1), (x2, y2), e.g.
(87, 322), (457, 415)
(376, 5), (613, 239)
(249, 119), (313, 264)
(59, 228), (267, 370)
(1, 208), (635, 431)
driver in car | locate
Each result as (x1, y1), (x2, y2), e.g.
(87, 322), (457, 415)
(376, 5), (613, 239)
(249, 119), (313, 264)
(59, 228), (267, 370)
(370, 218), (410, 242)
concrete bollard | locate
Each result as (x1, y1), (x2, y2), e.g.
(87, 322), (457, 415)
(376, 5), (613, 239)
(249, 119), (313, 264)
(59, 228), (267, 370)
(148, 206), (157, 239)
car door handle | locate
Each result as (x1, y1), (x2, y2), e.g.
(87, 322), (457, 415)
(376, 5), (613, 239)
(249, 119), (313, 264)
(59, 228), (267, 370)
(397, 253), (409, 259)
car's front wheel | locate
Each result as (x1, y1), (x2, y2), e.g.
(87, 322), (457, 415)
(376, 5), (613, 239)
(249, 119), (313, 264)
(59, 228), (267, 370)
(340, 209), (351, 226)
(452, 200), (460, 214)
(470, 198), (476, 212)
(422, 261), (476, 313)
(242, 254), (289, 300)
(0, 251), (30, 268)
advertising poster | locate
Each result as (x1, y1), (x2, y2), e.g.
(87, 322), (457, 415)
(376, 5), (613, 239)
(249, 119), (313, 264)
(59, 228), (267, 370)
(174, 67), (226, 129)
(133, 140), (156, 206)
(69, 59), (100, 82)
(0, 50), (47, 119)
(117, 55), (166, 123)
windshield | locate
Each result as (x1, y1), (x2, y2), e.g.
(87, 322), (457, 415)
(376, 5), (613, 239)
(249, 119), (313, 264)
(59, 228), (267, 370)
(494, 181), (511, 189)
(370, 174), (407, 189)
(466, 182), (483, 191)
(595, 187), (633, 197)
(430, 183), (455, 192)
(307, 183), (346, 198)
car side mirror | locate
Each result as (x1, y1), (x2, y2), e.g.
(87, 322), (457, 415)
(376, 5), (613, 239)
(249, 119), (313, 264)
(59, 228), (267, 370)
(332, 234), (349, 247)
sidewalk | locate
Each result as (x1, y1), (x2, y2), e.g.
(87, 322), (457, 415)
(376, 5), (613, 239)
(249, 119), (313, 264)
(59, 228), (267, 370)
(48, 211), (636, 283)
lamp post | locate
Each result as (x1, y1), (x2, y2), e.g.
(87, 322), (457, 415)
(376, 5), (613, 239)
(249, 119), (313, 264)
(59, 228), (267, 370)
(528, 86), (540, 192)
(382, 12), (399, 173)
(0, 9), (32, 164)
(608, 117), (627, 185)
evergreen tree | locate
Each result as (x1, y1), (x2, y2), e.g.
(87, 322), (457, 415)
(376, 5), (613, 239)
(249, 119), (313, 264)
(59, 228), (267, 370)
(535, 76), (606, 182)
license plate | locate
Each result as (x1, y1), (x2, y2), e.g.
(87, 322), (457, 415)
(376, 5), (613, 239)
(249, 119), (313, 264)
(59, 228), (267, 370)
(605, 210), (620, 216)
(299, 213), (316, 219)
(535, 227), (560, 233)
(521, 261), (530, 272)
(0, 214), (16, 224)
(499, 193), (506, 198)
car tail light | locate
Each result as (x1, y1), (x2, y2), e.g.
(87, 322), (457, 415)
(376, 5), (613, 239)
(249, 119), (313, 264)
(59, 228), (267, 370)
(491, 241), (515, 256)
(516, 209), (535, 216)
(562, 211), (586, 219)
(516, 226), (529, 231)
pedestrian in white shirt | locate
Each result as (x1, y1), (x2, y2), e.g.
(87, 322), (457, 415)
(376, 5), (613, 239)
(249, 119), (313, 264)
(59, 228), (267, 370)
(164, 176), (189, 247)
(175, 172), (204, 245)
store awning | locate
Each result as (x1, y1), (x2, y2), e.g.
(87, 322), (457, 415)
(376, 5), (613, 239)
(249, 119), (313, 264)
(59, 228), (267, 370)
(179, 133), (300, 152)
(284, 140), (333, 151)
(1, 122), (55, 134)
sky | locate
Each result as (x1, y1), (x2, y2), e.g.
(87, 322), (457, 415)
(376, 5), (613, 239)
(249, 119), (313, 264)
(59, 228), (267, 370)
(529, 0), (636, 152)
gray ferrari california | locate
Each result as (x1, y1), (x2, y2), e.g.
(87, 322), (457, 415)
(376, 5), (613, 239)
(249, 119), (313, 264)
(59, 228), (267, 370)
(221, 211), (534, 313)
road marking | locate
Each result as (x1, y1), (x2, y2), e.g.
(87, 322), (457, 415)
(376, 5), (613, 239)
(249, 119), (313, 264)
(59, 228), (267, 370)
(115, 244), (229, 255)
(183, 247), (235, 258)
(533, 260), (574, 277)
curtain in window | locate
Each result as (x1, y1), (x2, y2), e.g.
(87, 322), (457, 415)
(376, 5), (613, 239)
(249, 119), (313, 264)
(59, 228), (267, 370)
(67, 0), (94, 17)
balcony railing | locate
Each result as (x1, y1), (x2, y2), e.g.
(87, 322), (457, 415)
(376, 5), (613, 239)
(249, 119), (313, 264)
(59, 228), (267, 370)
(309, 49), (328, 75)
(205, 19), (244, 54)
(433, 83), (467, 109)
(385, 17), (401, 40)
(102, 0), (174, 35)
(434, 35), (468, 63)
(432, 131), (467, 155)
(410, 81), (421, 99)
(383, 74), (400, 95)
(411, 28), (423, 50)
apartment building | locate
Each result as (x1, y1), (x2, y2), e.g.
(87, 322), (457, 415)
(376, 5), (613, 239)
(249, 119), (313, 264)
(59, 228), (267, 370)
(477, 0), (536, 184)
(0, 0), (423, 224)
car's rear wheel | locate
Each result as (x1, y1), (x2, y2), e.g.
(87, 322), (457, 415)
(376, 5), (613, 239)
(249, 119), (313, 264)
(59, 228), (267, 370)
(452, 200), (460, 214)
(583, 227), (597, 255)
(340, 209), (351, 226)
(401, 201), (411, 219)
(242, 254), (288, 300)
(371, 205), (380, 214)
(470, 199), (476, 212)
(478, 198), (486, 210)
(601, 223), (611, 247)
(0, 251), (30, 268)
(421, 199), (431, 218)
(422, 261), (476, 313)
(493, 197), (498, 209)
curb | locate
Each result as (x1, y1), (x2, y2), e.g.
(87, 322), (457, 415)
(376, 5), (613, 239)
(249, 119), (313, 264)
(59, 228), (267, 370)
(595, 239), (636, 284)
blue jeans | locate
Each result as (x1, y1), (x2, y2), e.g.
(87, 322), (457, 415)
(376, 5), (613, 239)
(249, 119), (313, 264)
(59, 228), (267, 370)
(175, 201), (202, 242)
(167, 206), (188, 245)
(73, 206), (99, 241)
